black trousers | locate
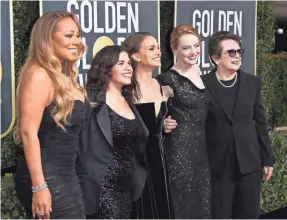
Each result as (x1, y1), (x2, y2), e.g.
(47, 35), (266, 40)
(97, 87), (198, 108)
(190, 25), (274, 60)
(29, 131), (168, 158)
(211, 170), (262, 219)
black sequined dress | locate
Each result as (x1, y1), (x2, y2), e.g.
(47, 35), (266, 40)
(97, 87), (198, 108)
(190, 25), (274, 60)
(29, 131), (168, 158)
(94, 106), (143, 219)
(156, 69), (211, 219)
(15, 100), (88, 219)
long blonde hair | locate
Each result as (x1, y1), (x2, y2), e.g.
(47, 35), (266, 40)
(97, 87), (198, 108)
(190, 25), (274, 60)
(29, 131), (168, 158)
(14, 11), (86, 144)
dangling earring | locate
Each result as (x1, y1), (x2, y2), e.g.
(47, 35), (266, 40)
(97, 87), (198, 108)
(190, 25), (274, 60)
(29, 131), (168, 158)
(64, 60), (70, 77)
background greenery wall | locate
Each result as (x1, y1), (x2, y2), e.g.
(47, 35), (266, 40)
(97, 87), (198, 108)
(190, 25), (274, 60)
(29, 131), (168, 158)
(1, 1), (39, 172)
(1, 1), (286, 218)
(256, 1), (287, 213)
(1, 1), (39, 218)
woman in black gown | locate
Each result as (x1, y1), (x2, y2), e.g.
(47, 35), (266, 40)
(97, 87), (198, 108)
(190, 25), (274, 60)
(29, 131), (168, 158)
(156, 24), (211, 218)
(122, 32), (174, 219)
(76, 45), (149, 219)
(14, 11), (87, 219)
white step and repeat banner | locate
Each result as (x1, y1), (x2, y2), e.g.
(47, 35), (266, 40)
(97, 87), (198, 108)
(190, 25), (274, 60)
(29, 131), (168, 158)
(40, 0), (160, 86)
(174, 0), (257, 75)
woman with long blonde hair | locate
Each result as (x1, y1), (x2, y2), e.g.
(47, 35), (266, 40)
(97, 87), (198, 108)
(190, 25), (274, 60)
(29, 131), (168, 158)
(14, 11), (87, 219)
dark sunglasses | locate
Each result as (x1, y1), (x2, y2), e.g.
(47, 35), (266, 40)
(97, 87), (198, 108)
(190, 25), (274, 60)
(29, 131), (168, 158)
(226, 49), (245, 57)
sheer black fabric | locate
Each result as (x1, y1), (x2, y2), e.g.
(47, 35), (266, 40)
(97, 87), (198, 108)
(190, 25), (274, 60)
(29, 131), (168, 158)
(15, 100), (88, 219)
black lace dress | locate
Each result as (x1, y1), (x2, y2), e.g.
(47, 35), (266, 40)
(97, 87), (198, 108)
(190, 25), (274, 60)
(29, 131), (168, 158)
(156, 69), (211, 219)
(14, 100), (88, 219)
(132, 101), (174, 219)
(94, 106), (143, 219)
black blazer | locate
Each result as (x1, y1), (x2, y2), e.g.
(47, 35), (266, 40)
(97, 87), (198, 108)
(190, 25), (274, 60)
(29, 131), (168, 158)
(202, 69), (274, 175)
(76, 92), (149, 215)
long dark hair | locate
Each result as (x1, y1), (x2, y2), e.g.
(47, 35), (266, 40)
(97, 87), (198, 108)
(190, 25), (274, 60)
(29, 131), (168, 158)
(121, 32), (153, 102)
(86, 45), (132, 103)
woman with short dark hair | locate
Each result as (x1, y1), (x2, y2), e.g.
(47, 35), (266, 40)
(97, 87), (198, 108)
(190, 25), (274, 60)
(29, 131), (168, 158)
(203, 31), (274, 219)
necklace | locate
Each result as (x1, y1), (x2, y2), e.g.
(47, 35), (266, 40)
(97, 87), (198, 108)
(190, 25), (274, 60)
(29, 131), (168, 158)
(215, 72), (238, 88)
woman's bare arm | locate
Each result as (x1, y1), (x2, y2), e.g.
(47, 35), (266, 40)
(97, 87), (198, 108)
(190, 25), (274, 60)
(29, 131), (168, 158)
(19, 65), (53, 187)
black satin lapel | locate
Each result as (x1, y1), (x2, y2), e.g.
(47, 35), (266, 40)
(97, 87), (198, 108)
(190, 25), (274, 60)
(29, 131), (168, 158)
(96, 104), (113, 147)
(205, 72), (233, 122)
(130, 104), (149, 139)
(232, 71), (246, 117)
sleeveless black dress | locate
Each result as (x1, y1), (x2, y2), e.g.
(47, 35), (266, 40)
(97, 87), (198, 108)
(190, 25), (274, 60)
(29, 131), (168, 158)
(156, 70), (212, 219)
(93, 106), (143, 219)
(14, 100), (88, 219)
(132, 97), (174, 218)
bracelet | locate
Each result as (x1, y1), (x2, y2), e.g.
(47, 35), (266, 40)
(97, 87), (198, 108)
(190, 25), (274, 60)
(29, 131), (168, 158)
(31, 182), (48, 193)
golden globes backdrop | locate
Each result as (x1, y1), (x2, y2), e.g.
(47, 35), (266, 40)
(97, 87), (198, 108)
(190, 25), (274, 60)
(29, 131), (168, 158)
(174, 0), (257, 75)
(40, 0), (160, 86)
(1, 0), (15, 138)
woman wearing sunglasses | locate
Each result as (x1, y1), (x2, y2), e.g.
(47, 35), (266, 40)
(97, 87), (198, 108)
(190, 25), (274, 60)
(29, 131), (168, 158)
(201, 31), (274, 219)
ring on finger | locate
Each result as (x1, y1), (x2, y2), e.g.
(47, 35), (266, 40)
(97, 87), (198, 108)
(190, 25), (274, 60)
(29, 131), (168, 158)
(37, 211), (44, 216)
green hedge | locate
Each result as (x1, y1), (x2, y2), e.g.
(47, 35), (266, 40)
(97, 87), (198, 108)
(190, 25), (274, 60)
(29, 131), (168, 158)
(261, 133), (287, 211)
(1, 174), (26, 219)
(256, 1), (276, 121)
(1, 1), (39, 170)
(257, 1), (287, 212)
(1, 1), (39, 218)
(159, 1), (174, 72)
(270, 58), (287, 126)
(256, 1), (287, 126)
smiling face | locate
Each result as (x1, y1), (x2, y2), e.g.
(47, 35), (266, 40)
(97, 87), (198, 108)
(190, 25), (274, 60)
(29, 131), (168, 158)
(52, 17), (82, 62)
(214, 39), (242, 72)
(111, 51), (133, 86)
(174, 34), (201, 66)
(133, 35), (161, 68)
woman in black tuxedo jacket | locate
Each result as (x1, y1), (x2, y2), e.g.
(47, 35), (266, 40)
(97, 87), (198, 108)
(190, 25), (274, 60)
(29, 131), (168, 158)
(201, 31), (274, 219)
(76, 45), (149, 219)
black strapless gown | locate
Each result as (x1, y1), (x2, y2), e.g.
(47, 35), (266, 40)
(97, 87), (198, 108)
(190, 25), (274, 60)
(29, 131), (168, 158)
(93, 106), (143, 219)
(132, 102), (174, 219)
(14, 100), (88, 219)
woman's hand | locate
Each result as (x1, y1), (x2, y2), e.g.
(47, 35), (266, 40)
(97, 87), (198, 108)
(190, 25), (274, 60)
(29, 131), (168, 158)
(32, 187), (52, 219)
(163, 116), (177, 133)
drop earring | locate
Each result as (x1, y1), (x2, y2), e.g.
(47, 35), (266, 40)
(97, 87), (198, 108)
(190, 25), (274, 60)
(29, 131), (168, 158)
(64, 60), (70, 77)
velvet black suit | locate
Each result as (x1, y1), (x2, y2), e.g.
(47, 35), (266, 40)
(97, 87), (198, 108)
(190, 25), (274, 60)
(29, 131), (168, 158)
(202, 69), (274, 218)
(76, 92), (149, 216)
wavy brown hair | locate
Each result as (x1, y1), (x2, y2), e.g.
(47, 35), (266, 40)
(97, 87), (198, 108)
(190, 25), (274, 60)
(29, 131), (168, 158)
(86, 45), (133, 105)
(14, 11), (86, 143)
